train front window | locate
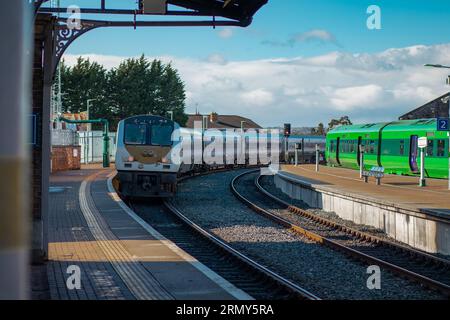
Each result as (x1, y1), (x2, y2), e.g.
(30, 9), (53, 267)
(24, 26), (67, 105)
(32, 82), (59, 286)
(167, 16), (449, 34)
(151, 123), (174, 146)
(124, 123), (147, 145)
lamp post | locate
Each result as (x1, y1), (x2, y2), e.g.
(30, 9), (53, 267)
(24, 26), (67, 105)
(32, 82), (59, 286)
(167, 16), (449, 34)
(86, 99), (96, 132)
(424, 64), (450, 190)
(167, 111), (174, 121)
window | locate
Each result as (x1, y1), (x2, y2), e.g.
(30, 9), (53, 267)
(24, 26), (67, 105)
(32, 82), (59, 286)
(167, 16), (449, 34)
(124, 123), (147, 145)
(437, 140), (446, 157)
(350, 140), (355, 153)
(151, 123), (174, 146)
(399, 140), (405, 156)
(427, 140), (434, 157)
(369, 140), (375, 154)
(330, 140), (335, 153)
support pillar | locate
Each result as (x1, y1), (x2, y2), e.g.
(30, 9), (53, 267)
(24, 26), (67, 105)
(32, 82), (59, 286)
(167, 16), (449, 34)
(32, 14), (56, 263)
(0, 1), (33, 299)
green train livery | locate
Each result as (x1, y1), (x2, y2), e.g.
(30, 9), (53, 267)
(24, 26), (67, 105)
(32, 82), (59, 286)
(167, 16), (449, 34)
(326, 119), (449, 179)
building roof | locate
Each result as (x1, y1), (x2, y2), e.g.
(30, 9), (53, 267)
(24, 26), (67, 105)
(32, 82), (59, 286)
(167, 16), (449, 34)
(399, 92), (449, 120)
(186, 113), (262, 129)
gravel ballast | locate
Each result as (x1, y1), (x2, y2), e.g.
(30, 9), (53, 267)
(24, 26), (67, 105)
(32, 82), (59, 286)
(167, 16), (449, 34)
(173, 169), (444, 300)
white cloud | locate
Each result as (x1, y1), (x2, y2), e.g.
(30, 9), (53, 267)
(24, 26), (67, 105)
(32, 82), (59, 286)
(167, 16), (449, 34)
(262, 29), (339, 47)
(218, 28), (233, 39)
(330, 85), (384, 111)
(207, 53), (228, 65)
(294, 29), (336, 43)
(62, 43), (450, 127)
(241, 89), (274, 107)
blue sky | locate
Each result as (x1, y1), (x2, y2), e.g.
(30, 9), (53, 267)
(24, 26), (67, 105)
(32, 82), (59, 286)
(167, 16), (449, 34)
(58, 1), (450, 127)
(63, 0), (450, 60)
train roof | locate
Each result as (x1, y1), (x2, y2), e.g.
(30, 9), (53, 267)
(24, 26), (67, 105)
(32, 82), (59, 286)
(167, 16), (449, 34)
(329, 119), (437, 134)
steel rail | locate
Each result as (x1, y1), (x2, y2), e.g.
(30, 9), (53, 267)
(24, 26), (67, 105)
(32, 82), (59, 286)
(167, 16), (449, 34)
(163, 198), (321, 300)
(230, 170), (450, 297)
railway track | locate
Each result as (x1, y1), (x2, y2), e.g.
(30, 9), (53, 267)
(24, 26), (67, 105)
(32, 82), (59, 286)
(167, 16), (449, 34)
(129, 168), (320, 301)
(231, 169), (450, 297)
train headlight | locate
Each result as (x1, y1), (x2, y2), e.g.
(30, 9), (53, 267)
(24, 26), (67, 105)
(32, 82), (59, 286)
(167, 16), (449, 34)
(123, 156), (134, 162)
(161, 156), (171, 164)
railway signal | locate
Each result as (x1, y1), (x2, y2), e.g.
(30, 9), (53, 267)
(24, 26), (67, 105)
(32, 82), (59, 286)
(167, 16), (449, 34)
(284, 123), (291, 137)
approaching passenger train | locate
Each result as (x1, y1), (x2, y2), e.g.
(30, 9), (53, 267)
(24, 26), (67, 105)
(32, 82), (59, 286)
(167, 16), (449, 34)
(115, 115), (181, 198)
(115, 114), (327, 198)
(326, 119), (448, 179)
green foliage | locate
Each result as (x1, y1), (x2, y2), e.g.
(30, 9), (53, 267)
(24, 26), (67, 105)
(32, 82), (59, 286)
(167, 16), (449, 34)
(311, 122), (326, 135)
(58, 55), (187, 130)
(328, 116), (352, 131)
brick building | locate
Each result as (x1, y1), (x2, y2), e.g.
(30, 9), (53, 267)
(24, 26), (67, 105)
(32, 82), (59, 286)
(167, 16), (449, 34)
(186, 112), (262, 130)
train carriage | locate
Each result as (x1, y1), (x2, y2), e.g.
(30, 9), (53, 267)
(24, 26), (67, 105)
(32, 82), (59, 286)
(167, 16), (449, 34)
(326, 119), (449, 179)
(115, 115), (180, 198)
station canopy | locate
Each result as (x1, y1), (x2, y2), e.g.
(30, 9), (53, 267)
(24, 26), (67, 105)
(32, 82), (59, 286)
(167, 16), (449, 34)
(169, 0), (268, 25)
(36, 0), (269, 27)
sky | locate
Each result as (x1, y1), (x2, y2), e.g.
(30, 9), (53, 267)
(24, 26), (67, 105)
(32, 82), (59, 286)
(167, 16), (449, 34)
(58, 0), (450, 127)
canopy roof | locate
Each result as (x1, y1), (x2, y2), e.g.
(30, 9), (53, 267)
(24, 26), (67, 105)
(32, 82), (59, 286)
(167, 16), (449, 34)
(170, 0), (268, 25)
(36, 0), (268, 26)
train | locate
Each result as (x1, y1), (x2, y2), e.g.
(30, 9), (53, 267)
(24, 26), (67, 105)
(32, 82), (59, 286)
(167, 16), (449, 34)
(115, 114), (325, 198)
(326, 119), (448, 179)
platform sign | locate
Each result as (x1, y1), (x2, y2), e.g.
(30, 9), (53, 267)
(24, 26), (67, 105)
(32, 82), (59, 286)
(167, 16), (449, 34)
(418, 137), (428, 149)
(437, 118), (449, 131)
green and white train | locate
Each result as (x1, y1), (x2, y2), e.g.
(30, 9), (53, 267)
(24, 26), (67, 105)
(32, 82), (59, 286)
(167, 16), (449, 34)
(326, 119), (449, 179)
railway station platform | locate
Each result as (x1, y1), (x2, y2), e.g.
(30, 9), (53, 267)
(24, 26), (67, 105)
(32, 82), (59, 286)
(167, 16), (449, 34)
(274, 165), (450, 256)
(42, 164), (250, 300)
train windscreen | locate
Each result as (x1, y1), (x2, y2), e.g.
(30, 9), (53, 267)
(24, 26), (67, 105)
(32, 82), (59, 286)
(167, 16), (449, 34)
(124, 123), (147, 145)
(151, 123), (173, 146)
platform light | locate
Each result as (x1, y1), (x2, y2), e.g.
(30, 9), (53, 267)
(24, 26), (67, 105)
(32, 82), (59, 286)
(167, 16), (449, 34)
(139, 0), (167, 14)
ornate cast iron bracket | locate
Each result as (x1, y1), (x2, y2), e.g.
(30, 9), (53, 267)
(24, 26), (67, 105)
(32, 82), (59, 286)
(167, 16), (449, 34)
(52, 19), (100, 74)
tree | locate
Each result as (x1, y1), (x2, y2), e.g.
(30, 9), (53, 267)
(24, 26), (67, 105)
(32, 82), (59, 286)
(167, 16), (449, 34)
(58, 54), (188, 130)
(328, 116), (352, 130)
(108, 55), (187, 127)
(60, 57), (109, 118)
(311, 122), (326, 135)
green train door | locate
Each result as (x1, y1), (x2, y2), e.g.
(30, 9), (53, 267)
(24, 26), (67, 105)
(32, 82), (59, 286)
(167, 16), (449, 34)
(336, 137), (341, 165)
(357, 136), (362, 166)
(409, 135), (419, 173)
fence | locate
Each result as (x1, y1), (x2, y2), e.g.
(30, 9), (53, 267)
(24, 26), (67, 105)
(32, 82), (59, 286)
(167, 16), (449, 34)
(51, 129), (117, 164)
(51, 129), (78, 146)
(78, 131), (117, 164)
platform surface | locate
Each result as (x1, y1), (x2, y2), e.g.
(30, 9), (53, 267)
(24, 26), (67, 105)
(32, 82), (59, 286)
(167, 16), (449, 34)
(280, 165), (450, 219)
(46, 164), (248, 300)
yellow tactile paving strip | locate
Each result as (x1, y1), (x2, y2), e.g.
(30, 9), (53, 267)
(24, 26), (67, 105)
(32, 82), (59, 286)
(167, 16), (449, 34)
(48, 240), (190, 262)
(281, 165), (450, 212)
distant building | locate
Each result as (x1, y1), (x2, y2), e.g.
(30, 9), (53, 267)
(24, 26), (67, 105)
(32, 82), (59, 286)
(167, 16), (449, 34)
(53, 111), (90, 131)
(186, 112), (262, 130)
(399, 92), (449, 120)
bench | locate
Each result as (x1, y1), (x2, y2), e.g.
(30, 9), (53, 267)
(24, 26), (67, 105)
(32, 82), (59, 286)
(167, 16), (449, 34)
(362, 166), (384, 185)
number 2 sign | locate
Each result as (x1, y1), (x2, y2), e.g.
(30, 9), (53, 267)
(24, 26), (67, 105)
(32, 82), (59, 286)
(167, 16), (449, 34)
(437, 118), (449, 131)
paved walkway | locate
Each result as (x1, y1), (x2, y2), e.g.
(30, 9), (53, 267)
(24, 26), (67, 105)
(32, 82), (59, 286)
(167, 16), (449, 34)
(47, 165), (249, 300)
(281, 165), (450, 218)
